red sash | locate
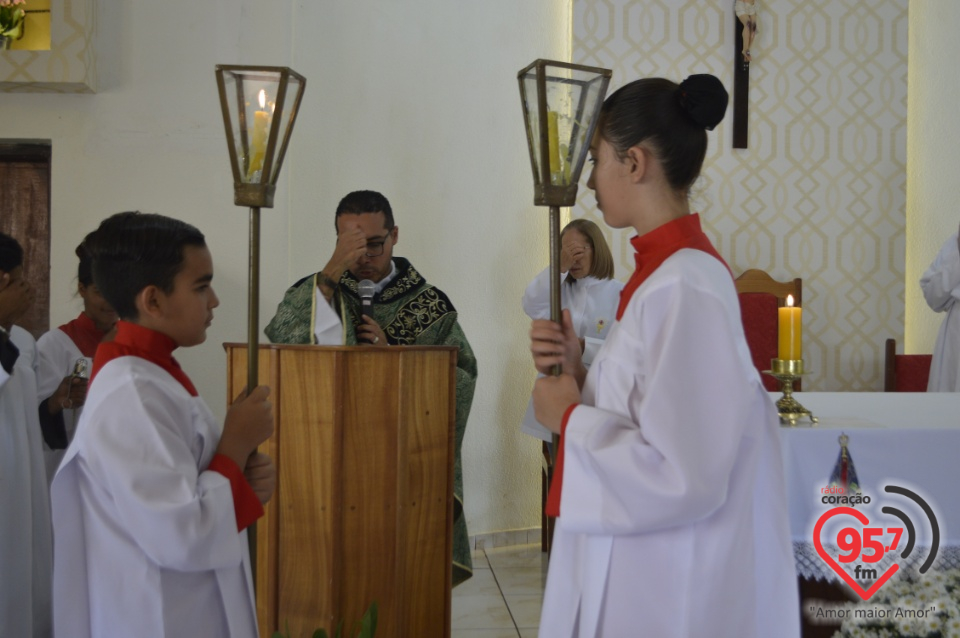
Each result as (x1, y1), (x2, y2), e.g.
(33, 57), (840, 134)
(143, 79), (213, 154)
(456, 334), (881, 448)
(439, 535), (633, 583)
(59, 312), (108, 358)
(91, 321), (198, 396)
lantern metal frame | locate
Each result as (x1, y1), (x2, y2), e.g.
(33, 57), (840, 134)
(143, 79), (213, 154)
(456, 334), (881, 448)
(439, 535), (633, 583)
(517, 59), (611, 472)
(215, 65), (306, 582)
(215, 64), (306, 394)
(517, 59), (611, 208)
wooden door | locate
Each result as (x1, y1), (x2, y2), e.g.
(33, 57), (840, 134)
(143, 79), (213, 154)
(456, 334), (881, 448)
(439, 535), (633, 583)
(0, 143), (51, 339)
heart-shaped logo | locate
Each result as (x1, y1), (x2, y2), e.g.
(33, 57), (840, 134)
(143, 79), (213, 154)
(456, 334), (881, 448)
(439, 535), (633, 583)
(813, 506), (899, 600)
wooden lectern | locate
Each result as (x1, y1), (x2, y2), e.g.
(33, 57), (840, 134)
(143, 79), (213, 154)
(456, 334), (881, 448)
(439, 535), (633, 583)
(225, 344), (457, 638)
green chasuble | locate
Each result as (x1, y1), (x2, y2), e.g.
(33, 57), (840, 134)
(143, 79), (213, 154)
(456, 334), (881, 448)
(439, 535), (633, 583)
(265, 258), (477, 586)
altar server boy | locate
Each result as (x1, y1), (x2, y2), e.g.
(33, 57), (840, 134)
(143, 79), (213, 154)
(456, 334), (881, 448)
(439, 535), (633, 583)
(51, 212), (276, 638)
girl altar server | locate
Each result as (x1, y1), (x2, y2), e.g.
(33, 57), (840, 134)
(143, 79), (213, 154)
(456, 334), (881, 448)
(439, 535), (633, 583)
(51, 212), (275, 638)
(521, 218), (622, 442)
(36, 236), (118, 481)
(529, 75), (800, 637)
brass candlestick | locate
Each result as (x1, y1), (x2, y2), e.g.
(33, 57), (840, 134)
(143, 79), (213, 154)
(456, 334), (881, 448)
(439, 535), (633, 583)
(763, 358), (818, 427)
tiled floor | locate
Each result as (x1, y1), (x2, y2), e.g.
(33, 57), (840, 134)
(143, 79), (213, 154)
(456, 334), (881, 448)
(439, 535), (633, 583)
(451, 543), (548, 638)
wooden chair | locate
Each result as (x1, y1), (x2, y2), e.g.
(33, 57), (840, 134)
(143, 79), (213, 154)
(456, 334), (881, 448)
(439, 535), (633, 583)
(883, 338), (933, 392)
(734, 269), (803, 392)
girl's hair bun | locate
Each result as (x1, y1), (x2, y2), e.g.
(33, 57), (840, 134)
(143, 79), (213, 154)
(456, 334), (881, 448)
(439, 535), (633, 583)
(677, 74), (728, 131)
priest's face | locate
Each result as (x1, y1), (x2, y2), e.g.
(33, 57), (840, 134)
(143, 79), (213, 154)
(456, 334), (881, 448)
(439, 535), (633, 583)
(336, 212), (398, 284)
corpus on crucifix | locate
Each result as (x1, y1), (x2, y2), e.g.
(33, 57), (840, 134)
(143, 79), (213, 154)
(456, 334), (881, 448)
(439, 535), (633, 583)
(733, 0), (758, 149)
(736, 0), (758, 64)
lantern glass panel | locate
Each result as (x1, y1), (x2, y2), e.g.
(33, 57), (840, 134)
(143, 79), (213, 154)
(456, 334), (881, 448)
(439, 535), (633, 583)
(560, 71), (607, 187)
(520, 69), (544, 186)
(543, 68), (607, 187)
(520, 62), (610, 193)
(268, 74), (304, 183)
(220, 69), (284, 185)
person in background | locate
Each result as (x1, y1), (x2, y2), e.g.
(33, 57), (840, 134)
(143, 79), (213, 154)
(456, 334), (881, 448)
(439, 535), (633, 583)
(920, 222), (960, 391)
(520, 218), (622, 442)
(0, 231), (53, 638)
(528, 74), (799, 637)
(51, 212), (275, 638)
(36, 234), (118, 482)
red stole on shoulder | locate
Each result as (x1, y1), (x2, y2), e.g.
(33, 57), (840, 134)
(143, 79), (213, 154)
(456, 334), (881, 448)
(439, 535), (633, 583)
(617, 213), (731, 319)
(59, 312), (108, 358)
(545, 214), (731, 518)
(91, 321), (198, 396)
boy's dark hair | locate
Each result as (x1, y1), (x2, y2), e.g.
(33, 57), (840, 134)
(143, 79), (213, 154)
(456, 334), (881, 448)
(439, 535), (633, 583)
(0, 232), (24, 272)
(86, 212), (206, 320)
(334, 190), (394, 231)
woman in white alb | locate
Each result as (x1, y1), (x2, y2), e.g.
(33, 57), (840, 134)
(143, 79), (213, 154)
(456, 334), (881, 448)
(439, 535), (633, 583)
(520, 218), (622, 442)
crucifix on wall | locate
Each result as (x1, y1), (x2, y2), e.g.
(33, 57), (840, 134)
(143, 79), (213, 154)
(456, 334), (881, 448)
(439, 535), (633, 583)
(733, 0), (757, 149)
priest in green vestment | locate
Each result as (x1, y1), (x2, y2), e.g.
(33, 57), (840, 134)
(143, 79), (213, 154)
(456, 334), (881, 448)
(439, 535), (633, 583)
(265, 190), (477, 586)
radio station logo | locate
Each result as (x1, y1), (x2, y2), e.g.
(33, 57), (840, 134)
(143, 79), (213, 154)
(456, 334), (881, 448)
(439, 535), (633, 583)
(814, 484), (940, 601)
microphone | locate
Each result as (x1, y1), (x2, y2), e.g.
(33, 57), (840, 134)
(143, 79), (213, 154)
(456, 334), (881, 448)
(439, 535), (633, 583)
(358, 279), (376, 321)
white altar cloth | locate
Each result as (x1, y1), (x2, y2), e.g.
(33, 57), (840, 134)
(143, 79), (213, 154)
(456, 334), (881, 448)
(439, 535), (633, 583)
(775, 392), (960, 580)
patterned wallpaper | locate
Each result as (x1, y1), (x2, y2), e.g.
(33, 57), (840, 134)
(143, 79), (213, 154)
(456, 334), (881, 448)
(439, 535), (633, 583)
(573, 0), (908, 391)
(0, 0), (96, 93)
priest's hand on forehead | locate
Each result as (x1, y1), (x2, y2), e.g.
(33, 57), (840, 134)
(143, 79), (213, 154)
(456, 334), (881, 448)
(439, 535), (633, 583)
(331, 222), (367, 272)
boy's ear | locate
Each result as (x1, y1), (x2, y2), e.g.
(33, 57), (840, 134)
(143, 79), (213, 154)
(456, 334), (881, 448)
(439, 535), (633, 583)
(134, 285), (165, 320)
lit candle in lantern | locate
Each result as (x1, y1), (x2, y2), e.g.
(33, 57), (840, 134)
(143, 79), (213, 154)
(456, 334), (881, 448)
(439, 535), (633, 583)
(547, 110), (561, 179)
(778, 294), (802, 361)
(247, 89), (269, 179)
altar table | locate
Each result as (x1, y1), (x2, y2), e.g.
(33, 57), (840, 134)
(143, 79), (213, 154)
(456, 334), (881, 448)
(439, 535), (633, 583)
(776, 392), (960, 580)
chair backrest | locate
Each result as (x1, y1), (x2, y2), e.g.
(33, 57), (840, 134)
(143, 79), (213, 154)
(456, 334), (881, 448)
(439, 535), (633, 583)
(735, 269), (803, 392)
(883, 338), (933, 392)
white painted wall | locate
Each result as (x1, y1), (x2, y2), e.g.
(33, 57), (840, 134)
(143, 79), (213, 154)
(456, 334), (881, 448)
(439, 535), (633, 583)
(906, 1), (960, 354)
(282, 2), (570, 535)
(1, 0), (568, 536)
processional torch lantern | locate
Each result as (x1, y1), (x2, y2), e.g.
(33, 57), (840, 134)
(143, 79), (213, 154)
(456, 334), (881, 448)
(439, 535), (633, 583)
(215, 65), (306, 394)
(517, 60), (611, 459)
